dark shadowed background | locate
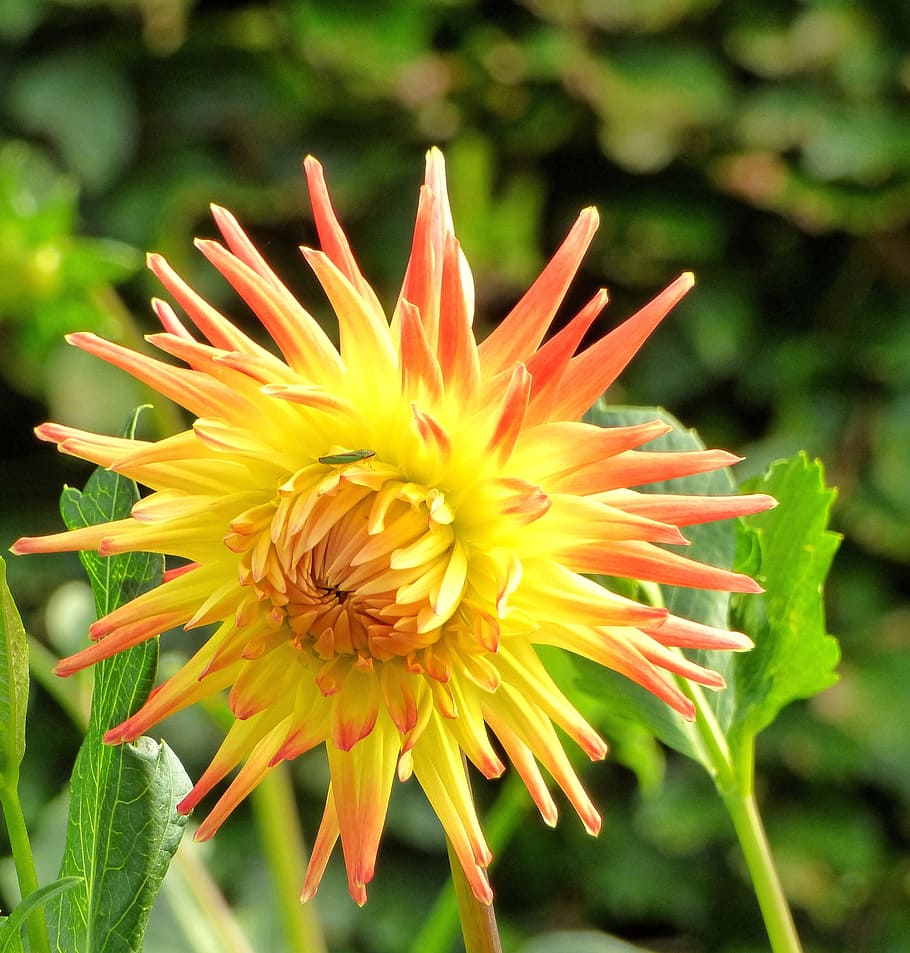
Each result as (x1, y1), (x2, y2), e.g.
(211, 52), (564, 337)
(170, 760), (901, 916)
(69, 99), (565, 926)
(1, 2), (908, 951)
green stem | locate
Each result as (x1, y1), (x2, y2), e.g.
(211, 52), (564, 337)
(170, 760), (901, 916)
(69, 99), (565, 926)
(723, 790), (803, 953)
(446, 837), (502, 953)
(413, 772), (529, 953)
(687, 684), (802, 953)
(250, 766), (327, 953)
(446, 754), (505, 953)
(0, 778), (50, 953)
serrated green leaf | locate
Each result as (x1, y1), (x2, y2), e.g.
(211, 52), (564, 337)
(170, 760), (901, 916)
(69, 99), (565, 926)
(567, 403), (744, 762)
(0, 558), (29, 783)
(50, 408), (192, 953)
(0, 878), (79, 953)
(587, 403), (737, 630)
(728, 454), (841, 756)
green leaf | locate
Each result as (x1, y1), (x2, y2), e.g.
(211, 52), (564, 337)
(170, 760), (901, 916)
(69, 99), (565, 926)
(0, 878), (80, 953)
(0, 558), (29, 784)
(50, 408), (192, 953)
(588, 403), (737, 630)
(727, 454), (841, 760)
(566, 403), (742, 763)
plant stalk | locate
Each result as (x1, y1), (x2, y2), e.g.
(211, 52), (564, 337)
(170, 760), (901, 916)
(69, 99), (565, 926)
(723, 790), (803, 953)
(446, 837), (502, 953)
(687, 682), (802, 953)
(0, 778), (50, 953)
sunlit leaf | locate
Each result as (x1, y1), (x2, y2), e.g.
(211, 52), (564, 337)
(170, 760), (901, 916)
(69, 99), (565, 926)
(50, 408), (191, 953)
(0, 557), (29, 784)
(0, 877), (79, 953)
(727, 454), (841, 762)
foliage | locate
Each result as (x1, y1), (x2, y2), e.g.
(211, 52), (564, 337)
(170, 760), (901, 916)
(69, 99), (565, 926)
(50, 410), (190, 953)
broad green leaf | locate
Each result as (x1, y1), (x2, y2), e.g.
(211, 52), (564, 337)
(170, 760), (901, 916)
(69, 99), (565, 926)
(0, 557), (29, 783)
(588, 404), (737, 630)
(727, 454), (841, 762)
(51, 408), (192, 953)
(0, 878), (79, 953)
(565, 403), (744, 764)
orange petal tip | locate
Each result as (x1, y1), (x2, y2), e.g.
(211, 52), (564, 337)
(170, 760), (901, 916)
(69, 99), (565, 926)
(679, 701), (697, 722)
(754, 493), (778, 511)
(582, 809), (603, 837)
(580, 205), (600, 227)
(738, 575), (765, 594)
(725, 631), (754, 651)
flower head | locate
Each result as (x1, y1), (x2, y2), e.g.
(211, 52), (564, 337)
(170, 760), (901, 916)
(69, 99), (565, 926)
(13, 149), (774, 905)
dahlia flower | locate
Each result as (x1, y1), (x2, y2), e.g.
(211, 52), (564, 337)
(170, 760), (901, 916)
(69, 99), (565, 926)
(13, 149), (773, 905)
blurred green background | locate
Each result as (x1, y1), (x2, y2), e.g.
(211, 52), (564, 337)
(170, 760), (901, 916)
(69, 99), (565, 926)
(1, 1), (908, 951)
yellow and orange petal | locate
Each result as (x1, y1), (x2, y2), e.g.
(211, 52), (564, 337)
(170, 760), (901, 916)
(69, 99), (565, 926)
(11, 148), (774, 905)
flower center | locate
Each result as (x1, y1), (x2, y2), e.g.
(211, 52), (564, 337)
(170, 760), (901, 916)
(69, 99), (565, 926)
(225, 461), (461, 668)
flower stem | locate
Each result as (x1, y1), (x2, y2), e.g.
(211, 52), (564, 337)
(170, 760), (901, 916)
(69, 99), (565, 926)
(0, 777), (50, 953)
(412, 772), (529, 953)
(686, 684), (802, 953)
(722, 789), (803, 953)
(446, 837), (502, 953)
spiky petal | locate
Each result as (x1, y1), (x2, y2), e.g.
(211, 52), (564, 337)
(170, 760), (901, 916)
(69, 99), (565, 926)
(12, 148), (774, 903)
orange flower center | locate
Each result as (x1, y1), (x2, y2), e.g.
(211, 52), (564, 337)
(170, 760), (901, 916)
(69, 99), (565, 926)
(225, 461), (461, 672)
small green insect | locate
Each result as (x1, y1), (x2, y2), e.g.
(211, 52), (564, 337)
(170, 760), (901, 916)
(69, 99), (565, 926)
(318, 448), (376, 466)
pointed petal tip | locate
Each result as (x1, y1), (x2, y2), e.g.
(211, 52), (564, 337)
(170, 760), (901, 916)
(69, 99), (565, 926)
(582, 808), (602, 837)
(739, 575), (765, 594)
(8, 537), (30, 555)
(102, 725), (126, 744)
(589, 738), (609, 762)
(679, 699), (697, 722)
(469, 870), (494, 906)
(192, 822), (214, 840)
(580, 205), (600, 228)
